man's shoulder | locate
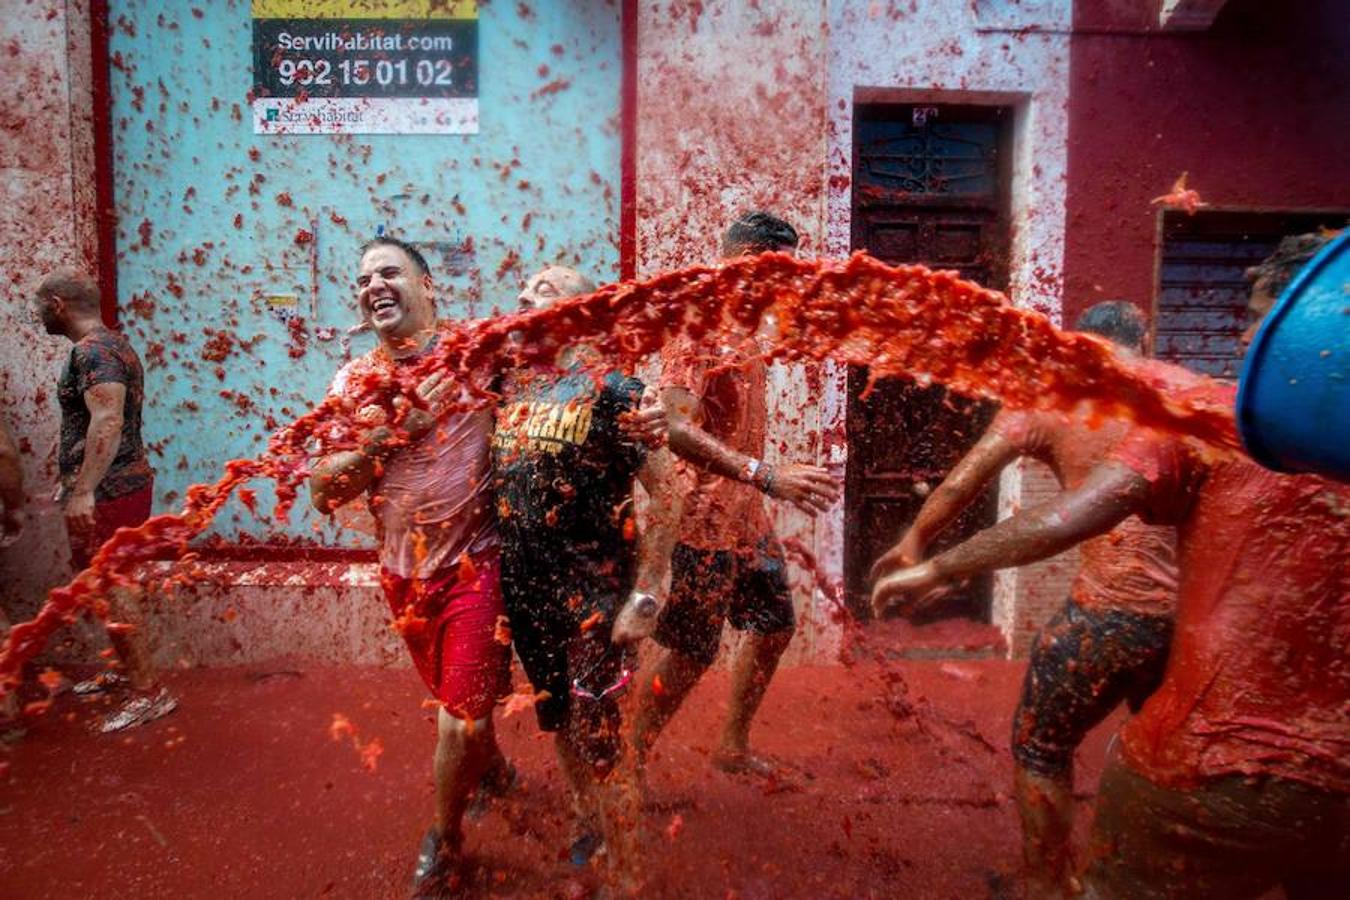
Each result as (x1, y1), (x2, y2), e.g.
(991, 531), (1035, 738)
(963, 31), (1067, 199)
(1136, 357), (1212, 395)
(990, 407), (1063, 451)
(71, 328), (141, 381)
(600, 369), (644, 403)
(330, 350), (385, 397)
(74, 327), (131, 359)
(990, 407), (1036, 435)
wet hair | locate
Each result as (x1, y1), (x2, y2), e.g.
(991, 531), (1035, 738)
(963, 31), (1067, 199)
(1248, 232), (1335, 299)
(1075, 300), (1147, 350)
(37, 268), (100, 312)
(359, 235), (430, 276)
(721, 211), (800, 256)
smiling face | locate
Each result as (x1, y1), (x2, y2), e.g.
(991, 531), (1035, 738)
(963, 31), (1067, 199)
(356, 244), (434, 345)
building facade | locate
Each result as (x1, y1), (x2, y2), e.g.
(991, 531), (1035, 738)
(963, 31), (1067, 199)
(2, 0), (1346, 664)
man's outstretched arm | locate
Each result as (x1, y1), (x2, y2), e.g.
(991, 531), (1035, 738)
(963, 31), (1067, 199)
(660, 385), (839, 516)
(871, 461), (1151, 618)
(871, 428), (1021, 581)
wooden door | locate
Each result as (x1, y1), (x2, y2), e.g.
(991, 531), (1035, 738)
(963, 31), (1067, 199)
(844, 104), (1011, 620)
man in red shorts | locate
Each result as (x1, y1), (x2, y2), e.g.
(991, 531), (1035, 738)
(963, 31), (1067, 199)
(873, 234), (1348, 898)
(634, 211), (841, 776)
(871, 300), (1191, 896)
(310, 237), (509, 899)
(34, 269), (175, 733)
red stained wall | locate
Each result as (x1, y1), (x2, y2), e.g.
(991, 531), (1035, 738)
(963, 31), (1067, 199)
(1062, 0), (1350, 324)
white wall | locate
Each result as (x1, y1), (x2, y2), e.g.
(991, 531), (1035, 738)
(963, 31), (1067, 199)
(822, 0), (1073, 650)
(0, 0), (101, 648)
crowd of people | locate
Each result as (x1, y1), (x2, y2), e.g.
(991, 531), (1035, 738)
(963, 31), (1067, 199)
(1, 215), (1345, 898)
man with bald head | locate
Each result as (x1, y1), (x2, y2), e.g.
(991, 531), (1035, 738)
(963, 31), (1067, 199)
(492, 264), (683, 890)
(33, 269), (175, 732)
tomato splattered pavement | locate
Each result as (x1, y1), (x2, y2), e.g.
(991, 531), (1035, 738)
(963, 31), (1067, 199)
(0, 652), (1124, 899)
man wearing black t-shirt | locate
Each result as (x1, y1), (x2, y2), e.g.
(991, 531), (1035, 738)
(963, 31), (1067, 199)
(493, 265), (683, 891)
(33, 269), (175, 733)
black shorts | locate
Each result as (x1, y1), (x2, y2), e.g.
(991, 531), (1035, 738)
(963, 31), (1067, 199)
(501, 573), (630, 769)
(1012, 598), (1172, 777)
(653, 538), (795, 668)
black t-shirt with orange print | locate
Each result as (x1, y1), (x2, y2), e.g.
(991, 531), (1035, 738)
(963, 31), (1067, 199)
(492, 365), (646, 618)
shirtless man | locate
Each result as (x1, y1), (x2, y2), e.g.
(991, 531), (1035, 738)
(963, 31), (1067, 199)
(493, 265), (683, 888)
(873, 234), (1348, 898)
(310, 237), (509, 898)
(634, 211), (841, 776)
(872, 301), (1189, 897)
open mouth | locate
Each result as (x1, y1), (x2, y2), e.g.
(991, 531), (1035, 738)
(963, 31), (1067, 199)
(369, 295), (400, 318)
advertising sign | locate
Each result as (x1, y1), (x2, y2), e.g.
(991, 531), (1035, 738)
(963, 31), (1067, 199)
(251, 1), (479, 135)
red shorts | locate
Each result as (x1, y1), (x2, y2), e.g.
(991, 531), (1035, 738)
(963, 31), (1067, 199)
(381, 554), (508, 721)
(67, 482), (154, 570)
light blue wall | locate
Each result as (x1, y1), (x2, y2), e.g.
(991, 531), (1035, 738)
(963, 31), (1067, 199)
(109, 1), (622, 542)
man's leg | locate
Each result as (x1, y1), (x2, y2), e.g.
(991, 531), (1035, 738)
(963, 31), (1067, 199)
(714, 628), (790, 772)
(1010, 605), (1081, 897)
(1014, 763), (1075, 899)
(557, 639), (643, 894)
(632, 646), (711, 760)
(414, 709), (496, 899)
(104, 584), (158, 692)
(556, 733), (598, 838)
(74, 485), (177, 732)
(633, 544), (727, 761)
(433, 708), (497, 845)
(556, 733), (643, 889)
(589, 748), (642, 892)
(404, 556), (510, 896)
(714, 538), (795, 773)
(71, 485), (159, 687)
(1012, 599), (1173, 897)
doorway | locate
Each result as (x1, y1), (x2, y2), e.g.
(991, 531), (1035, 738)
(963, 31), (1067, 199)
(843, 102), (1012, 620)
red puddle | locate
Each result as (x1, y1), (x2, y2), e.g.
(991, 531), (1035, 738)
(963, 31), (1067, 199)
(0, 251), (1238, 694)
(0, 659), (1123, 899)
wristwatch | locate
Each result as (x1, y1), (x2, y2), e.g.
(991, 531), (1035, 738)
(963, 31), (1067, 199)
(740, 457), (761, 483)
(628, 591), (659, 618)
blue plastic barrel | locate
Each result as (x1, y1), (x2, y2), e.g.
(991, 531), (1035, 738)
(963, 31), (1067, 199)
(1236, 230), (1350, 482)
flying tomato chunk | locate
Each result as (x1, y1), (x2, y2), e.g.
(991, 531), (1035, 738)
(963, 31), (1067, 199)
(1150, 172), (1209, 215)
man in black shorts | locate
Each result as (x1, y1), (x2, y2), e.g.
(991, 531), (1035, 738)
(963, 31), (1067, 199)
(869, 302), (1189, 895)
(633, 212), (840, 776)
(493, 265), (683, 891)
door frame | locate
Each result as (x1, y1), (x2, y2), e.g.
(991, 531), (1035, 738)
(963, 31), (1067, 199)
(843, 99), (1015, 620)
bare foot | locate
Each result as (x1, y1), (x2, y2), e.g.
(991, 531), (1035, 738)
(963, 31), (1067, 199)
(711, 748), (781, 778)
